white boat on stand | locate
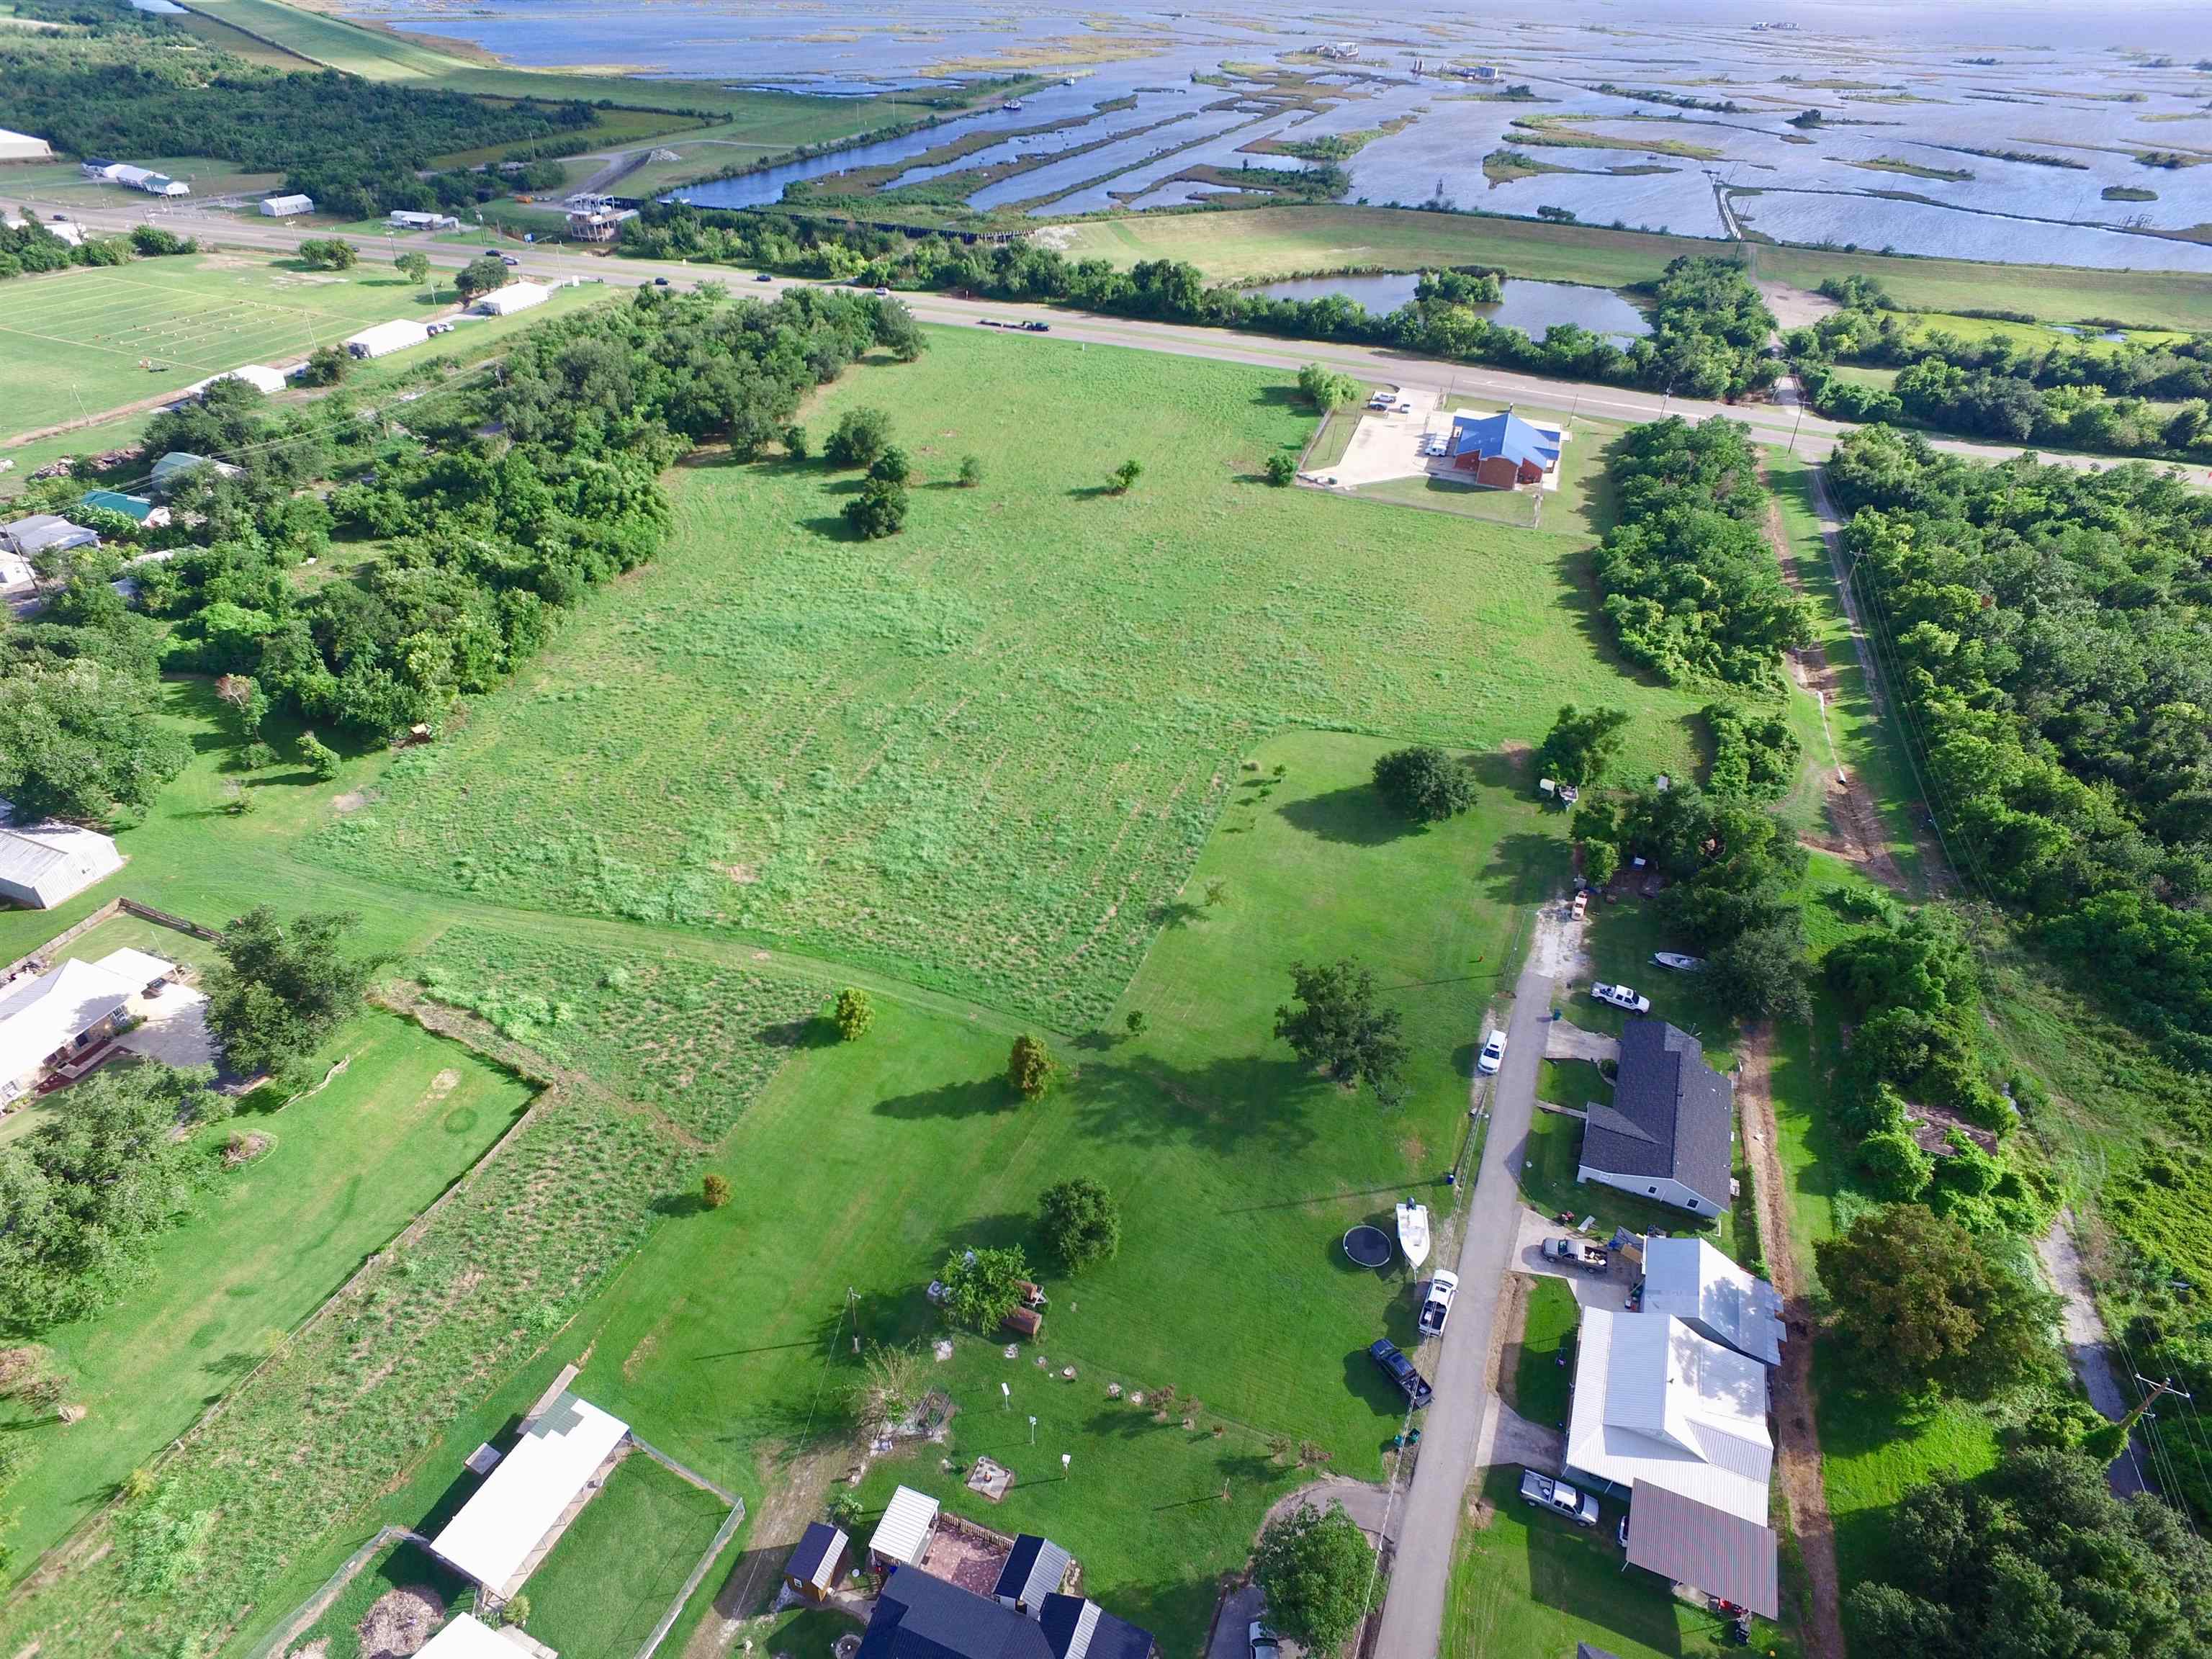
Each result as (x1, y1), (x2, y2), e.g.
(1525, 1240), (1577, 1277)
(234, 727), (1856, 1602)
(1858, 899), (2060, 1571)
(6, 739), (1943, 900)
(1396, 1199), (1431, 1269)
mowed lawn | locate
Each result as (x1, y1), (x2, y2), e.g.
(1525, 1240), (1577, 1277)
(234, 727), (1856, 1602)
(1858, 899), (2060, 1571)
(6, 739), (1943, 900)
(415, 731), (1566, 1650)
(523, 1452), (731, 1659)
(316, 325), (1711, 1028)
(0, 1010), (529, 1569)
(0, 255), (448, 439)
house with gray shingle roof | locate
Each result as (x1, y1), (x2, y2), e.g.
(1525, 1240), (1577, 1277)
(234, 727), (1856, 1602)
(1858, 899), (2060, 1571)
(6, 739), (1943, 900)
(1576, 1019), (1732, 1215)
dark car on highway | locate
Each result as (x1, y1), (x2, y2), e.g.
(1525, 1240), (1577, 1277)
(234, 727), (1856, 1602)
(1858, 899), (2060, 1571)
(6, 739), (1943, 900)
(1368, 1338), (1434, 1408)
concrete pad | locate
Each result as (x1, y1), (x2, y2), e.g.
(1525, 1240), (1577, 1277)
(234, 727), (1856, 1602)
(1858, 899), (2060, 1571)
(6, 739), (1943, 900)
(116, 982), (217, 1070)
(1316, 385), (1447, 488)
(1512, 1206), (1637, 1311)
(1543, 1018), (1617, 1065)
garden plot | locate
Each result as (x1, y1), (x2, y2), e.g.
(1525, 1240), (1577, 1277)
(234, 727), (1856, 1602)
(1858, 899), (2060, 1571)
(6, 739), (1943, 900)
(314, 328), (1712, 1028)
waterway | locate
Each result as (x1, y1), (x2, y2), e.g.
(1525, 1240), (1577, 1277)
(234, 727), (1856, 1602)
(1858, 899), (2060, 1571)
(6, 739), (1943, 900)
(1252, 274), (1653, 342)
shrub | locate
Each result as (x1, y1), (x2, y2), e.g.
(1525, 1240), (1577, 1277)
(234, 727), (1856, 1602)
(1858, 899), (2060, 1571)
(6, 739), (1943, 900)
(701, 1172), (731, 1210)
(843, 477), (909, 539)
(1263, 451), (1298, 485)
(1371, 745), (1475, 822)
(957, 454), (983, 487)
(938, 1244), (1029, 1332)
(868, 445), (912, 485)
(833, 986), (874, 1041)
(782, 422), (809, 459)
(1007, 1035), (1055, 1098)
(1295, 363), (1362, 409)
(240, 741), (279, 771)
(297, 346), (347, 387)
(297, 732), (340, 781)
(1108, 458), (1142, 494)
(825, 406), (891, 467)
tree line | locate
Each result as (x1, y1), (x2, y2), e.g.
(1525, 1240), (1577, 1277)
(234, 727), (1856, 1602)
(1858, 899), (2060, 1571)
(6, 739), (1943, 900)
(0, 0), (598, 220)
(0, 217), (195, 283)
(1826, 425), (2212, 1065)
(1788, 284), (2212, 462)
(621, 205), (1781, 400)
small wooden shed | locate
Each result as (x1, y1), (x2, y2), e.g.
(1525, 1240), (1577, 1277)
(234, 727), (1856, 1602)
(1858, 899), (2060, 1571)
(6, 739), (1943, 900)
(783, 1521), (848, 1604)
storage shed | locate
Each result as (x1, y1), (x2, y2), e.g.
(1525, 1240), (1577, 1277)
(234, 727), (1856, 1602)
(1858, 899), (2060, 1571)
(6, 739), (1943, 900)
(345, 319), (433, 360)
(259, 194), (315, 217)
(0, 804), (124, 910)
(868, 1485), (940, 1573)
(189, 364), (287, 397)
(994, 1534), (1073, 1616)
(475, 280), (549, 316)
(783, 1521), (848, 1602)
(429, 1392), (629, 1598)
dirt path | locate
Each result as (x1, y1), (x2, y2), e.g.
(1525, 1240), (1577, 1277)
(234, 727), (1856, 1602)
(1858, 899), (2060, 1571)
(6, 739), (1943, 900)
(1761, 486), (1909, 895)
(2036, 1213), (2151, 1499)
(1736, 1026), (1844, 1659)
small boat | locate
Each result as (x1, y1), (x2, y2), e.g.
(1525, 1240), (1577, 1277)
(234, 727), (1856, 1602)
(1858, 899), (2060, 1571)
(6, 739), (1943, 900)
(1006, 99), (1024, 111)
(1651, 952), (1706, 974)
(1396, 1199), (1431, 1269)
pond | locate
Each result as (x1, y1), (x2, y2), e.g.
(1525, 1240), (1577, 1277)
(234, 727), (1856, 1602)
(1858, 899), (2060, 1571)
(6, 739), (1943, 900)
(1249, 272), (1653, 343)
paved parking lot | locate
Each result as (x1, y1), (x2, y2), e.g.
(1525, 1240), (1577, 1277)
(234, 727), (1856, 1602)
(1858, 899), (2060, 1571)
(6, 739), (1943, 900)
(1315, 385), (1446, 488)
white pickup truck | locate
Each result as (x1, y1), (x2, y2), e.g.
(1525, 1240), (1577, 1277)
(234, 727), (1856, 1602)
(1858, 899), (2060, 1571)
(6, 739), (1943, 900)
(1519, 1468), (1601, 1526)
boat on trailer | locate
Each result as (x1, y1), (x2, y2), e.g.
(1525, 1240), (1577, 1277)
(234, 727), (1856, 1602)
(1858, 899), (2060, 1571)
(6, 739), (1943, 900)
(1396, 1199), (1431, 1269)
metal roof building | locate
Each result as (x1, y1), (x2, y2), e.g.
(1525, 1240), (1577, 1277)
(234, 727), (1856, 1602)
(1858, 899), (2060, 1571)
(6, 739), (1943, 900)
(258, 194), (315, 217)
(0, 804), (124, 911)
(1564, 1308), (1772, 1525)
(474, 280), (549, 316)
(1, 515), (100, 561)
(0, 948), (172, 1102)
(1578, 1019), (1734, 1215)
(867, 1484), (940, 1572)
(1038, 1593), (1154, 1659)
(188, 364), (287, 397)
(1642, 1236), (1784, 1365)
(149, 452), (240, 497)
(429, 1392), (629, 1596)
(414, 1614), (528, 1659)
(0, 128), (52, 163)
(1622, 1482), (1780, 1618)
(994, 1534), (1073, 1615)
(345, 319), (433, 359)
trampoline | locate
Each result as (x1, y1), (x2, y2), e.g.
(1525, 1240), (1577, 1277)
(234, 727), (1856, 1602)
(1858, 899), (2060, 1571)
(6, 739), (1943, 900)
(1343, 1226), (1393, 1269)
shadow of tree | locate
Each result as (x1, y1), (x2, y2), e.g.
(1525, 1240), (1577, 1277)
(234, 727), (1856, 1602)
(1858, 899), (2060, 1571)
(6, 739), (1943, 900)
(1274, 786), (1414, 847)
(872, 1074), (1014, 1120)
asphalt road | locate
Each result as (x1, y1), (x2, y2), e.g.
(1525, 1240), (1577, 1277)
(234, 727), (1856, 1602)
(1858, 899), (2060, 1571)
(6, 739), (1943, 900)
(11, 193), (2189, 480)
(1370, 951), (1555, 1659)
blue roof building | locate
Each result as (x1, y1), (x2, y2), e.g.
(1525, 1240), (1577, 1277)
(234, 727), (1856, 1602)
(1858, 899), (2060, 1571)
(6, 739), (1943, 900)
(1447, 410), (1561, 477)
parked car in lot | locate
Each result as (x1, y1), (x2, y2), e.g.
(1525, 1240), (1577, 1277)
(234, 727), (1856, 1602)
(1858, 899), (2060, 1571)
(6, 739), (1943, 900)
(1519, 1467), (1601, 1526)
(1368, 1337), (1434, 1408)
(1591, 981), (1651, 1013)
(1478, 1028), (1507, 1074)
(1419, 1269), (1458, 1337)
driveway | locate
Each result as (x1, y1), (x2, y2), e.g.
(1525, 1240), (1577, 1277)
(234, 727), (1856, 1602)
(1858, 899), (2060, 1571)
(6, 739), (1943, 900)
(1369, 939), (1557, 1658)
(1205, 1582), (1268, 1659)
(116, 982), (217, 1070)
(1543, 1018), (1617, 1065)
(1511, 1207), (1637, 1311)
(1320, 387), (1443, 488)
(1474, 1395), (1564, 1472)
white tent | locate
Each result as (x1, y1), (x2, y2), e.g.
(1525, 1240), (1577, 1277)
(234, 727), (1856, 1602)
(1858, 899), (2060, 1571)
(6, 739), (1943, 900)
(0, 805), (123, 910)
(189, 365), (287, 398)
(430, 1393), (628, 1594)
(345, 319), (433, 360)
(474, 281), (549, 317)
(259, 194), (314, 217)
(1564, 1309), (1772, 1524)
(868, 1485), (940, 1570)
(1641, 1236), (1785, 1365)
(0, 129), (53, 163)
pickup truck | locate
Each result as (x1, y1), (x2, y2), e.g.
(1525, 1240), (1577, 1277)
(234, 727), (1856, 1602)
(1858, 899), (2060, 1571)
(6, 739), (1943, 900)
(1591, 981), (1651, 1014)
(1519, 1467), (1601, 1526)
(1542, 1237), (1611, 1274)
(1418, 1269), (1458, 1337)
(1367, 1338), (1434, 1408)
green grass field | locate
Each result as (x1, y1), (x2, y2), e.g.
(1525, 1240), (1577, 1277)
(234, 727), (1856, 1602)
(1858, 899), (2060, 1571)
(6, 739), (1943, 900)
(1443, 1467), (1769, 1659)
(0, 1007), (529, 1571)
(310, 325), (1712, 1030)
(1506, 1274), (1578, 1427)
(0, 255), (454, 440)
(523, 1452), (732, 1658)
(1750, 242), (2212, 331)
(1051, 206), (1717, 289)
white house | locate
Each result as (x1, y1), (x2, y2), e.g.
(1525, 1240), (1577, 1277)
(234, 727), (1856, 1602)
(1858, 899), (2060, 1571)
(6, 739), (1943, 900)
(258, 194), (315, 217)
(0, 806), (124, 910)
(473, 280), (549, 317)
(344, 319), (433, 359)
(1563, 1309), (1772, 1524)
(0, 948), (176, 1105)
(1640, 1236), (1785, 1365)
(430, 1392), (629, 1599)
(387, 210), (462, 231)
(1576, 1018), (1734, 1215)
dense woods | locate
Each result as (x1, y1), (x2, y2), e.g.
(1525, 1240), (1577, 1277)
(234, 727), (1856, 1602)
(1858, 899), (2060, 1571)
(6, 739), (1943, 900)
(0, 0), (596, 218)
(1592, 416), (1812, 685)
(1827, 426), (2212, 1064)
(623, 207), (1781, 399)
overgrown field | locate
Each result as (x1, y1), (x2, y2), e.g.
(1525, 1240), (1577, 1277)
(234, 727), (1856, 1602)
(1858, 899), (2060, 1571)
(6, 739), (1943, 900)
(313, 326), (1711, 1028)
